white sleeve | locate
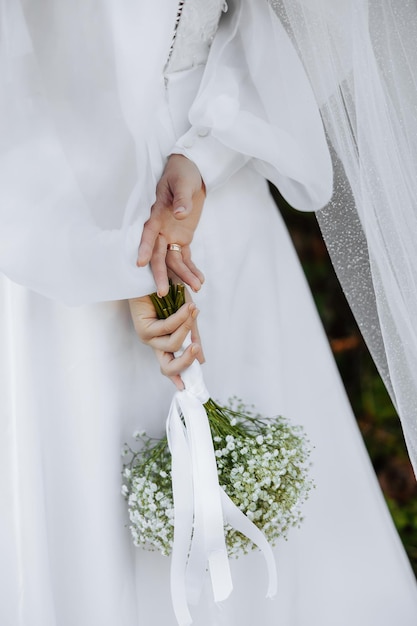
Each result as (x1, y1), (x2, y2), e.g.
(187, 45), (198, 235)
(173, 0), (333, 212)
(172, 128), (249, 191)
(0, 113), (157, 306)
(0, 1), (176, 306)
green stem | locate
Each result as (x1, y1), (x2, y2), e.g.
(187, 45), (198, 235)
(149, 283), (258, 441)
(149, 282), (186, 320)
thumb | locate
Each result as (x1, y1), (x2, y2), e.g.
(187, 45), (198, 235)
(171, 180), (194, 220)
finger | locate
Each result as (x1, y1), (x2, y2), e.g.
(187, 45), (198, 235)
(156, 302), (197, 336)
(156, 343), (201, 379)
(181, 288), (205, 359)
(144, 306), (199, 353)
(136, 302), (197, 343)
(169, 374), (185, 391)
(149, 235), (170, 297)
(171, 178), (194, 218)
(182, 288), (205, 363)
(166, 248), (203, 292)
(137, 209), (162, 267)
(190, 316), (205, 364)
(155, 350), (185, 391)
(182, 246), (205, 285)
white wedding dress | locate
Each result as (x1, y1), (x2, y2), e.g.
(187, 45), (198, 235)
(1, 1), (417, 625)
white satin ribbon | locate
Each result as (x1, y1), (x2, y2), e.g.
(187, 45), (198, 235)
(165, 337), (278, 625)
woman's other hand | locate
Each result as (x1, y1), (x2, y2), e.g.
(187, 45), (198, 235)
(137, 155), (206, 297)
(129, 295), (204, 390)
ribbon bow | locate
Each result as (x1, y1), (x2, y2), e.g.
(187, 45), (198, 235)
(166, 337), (277, 625)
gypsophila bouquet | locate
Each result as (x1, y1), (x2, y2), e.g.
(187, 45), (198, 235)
(123, 283), (314, 556)
(123, 283), (313, 623)
(122, 397), (313, 557)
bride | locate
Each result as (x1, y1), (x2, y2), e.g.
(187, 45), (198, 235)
(1, 1), (416, 625)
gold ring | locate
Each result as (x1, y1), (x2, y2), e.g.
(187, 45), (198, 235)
(167, 244), (182, 252)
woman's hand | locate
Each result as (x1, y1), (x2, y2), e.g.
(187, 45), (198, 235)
(129, 294), (204, 390)
(137, 155), (206, 297)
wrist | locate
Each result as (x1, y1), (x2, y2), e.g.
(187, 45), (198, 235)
(172, 128), (249, 191)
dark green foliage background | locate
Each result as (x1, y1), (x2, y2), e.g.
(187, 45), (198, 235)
(272, 185), (417, 577)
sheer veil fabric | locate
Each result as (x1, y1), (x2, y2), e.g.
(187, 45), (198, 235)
(2, 2), (417, 625)
(268, 0), (417, 474)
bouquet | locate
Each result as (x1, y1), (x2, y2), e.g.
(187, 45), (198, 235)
(122, 397), (312, 557)
(122, 283), (313, 625)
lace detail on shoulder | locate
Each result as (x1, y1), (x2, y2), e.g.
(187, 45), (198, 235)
(165, 0), (227, 74)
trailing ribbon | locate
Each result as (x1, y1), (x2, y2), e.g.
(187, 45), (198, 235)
(166, 337), (277, 625)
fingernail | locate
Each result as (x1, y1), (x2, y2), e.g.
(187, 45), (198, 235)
(190, 344), (200, 356)
(174, 206), (186, 215)
(191, 307), (199, 319)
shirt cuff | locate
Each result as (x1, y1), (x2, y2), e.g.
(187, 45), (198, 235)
(172, 127), (249, 191)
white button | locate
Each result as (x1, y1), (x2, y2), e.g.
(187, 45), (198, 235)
(182, 137), (195, 149)
(197, 127), (209, 137)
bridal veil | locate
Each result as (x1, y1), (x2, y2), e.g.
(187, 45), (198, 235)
(268, 0), (417, 474)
